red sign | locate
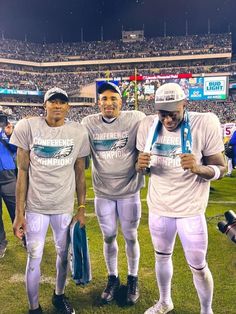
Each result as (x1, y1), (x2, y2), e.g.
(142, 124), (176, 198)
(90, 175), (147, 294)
(129, 73), (192, 81)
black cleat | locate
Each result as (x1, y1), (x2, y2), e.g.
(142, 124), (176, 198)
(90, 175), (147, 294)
(52, 291), (75, 314)
(127, 275), (139, 305)
(101, 275), (120, 303)
(28, 304), (43, 314)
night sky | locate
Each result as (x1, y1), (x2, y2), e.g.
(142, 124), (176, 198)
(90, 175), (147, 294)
(0, 0), (236, 49)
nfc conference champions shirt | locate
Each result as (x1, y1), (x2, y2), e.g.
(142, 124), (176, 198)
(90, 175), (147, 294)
(82, 111), (145, 199)
(10, 117), (90, 214)
(137, 112), (224, 217)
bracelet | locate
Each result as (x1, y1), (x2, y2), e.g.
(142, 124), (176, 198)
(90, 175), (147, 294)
(78, 204), (86, 209)
(208, 165), (221, 181)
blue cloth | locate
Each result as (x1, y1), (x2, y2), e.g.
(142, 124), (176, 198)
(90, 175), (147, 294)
(150, 110), (192, 153)
(0, 130), (16, 242)
(229, 130), (236, 167)
(69, 221), (92, 285)
(0, 130), (17, 171)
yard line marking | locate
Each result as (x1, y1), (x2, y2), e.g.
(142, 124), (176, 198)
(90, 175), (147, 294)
(9, 274), (66, 285)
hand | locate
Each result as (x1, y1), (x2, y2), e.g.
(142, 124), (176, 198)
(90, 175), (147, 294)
(72, 207), (86, 228)
(136, 152), (151, 172)
(4, 123), (13, 136)
(13, 215), (26, 240)
(179, 153), (200, 173)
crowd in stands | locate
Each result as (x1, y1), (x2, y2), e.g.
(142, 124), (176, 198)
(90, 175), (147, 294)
(0, 32), (233, 97)
(3, 98), (236, 124)
(0, 32), (235, 124)
(138, 100), (236, 124)
(0, 33), (231, 62)
(0, 69), (97, 94)
(0, 59), (234, 97)
(0, 57), (231, 75)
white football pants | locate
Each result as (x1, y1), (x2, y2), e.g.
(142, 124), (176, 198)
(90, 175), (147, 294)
(25, 212), (72, 310)
(95, 193), (141, 277)
(149, 212), (214, 314)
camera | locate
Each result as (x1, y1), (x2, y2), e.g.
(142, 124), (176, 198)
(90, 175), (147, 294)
(218, 210), (236, 244)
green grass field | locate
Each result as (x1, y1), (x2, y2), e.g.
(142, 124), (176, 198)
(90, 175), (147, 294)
(0, 169), (236, 314)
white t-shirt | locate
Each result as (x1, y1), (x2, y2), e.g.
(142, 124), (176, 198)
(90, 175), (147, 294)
(137, 112), (224, 217)
(82, 111), (145, 199)
(10, 117), (90, 214)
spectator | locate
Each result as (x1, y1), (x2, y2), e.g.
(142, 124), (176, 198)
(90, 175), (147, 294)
(0, 121), (17, 258)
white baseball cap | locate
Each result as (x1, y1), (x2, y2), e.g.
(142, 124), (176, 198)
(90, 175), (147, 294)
(44, 87), (69, 103)
(155, 83), (186, 111)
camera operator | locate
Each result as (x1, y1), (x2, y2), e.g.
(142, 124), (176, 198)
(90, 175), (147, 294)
(0, 119), (17, 258)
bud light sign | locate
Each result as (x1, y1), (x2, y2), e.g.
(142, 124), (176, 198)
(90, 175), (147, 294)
(203, 77), (227, 99)
(188, 76), (228, 100)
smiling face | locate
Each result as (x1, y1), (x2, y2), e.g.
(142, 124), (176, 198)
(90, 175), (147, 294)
(157, 100), (186, 132)
(44, 98), (70, 126)
(98, 89), (122, 119)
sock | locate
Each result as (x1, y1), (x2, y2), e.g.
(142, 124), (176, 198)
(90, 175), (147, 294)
(104, 239), (118, 277)
(125, 238), (140, 277)
(190, 265), (214, 314)
(155, 252), (173, 304)
(55, 249), (68, 295)
(26, 257), (41, 310)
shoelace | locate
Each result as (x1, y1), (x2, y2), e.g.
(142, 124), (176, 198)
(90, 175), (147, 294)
(149, 301), (171, 314)
(127, 278), (137, 294)
(60, 296), (73, 312)
(104, 277), (117, 292)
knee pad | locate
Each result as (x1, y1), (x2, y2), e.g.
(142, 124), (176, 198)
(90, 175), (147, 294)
(55, 247), (69, 270)
(27, 239), (44, 259)
(155, 251), (172, 263)
(104, 235), (116, 244)
(125, 238), (137, 247)
(125, 238), (140, 251)
(185, 248), (206, 269)
(189, 264), (209, 280)
(122, 225), (138, 241)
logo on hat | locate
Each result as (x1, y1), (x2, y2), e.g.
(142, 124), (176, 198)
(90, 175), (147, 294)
(155, 83), (186, 111)
(44, 87), (69, 103)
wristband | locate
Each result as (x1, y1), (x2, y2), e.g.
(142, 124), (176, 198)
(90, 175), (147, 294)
(78, 204), (86, 209)
(208, 165), (221, 181)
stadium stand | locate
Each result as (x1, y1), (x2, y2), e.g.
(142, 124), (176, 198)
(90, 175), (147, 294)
(1, 98), (235, 124)
(0, 32), (236, 124)
(0, 33), (231, 62)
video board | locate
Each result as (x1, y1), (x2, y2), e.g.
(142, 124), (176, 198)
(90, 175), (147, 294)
(0, 88), (43, 96)
(189, 77), (228, 100)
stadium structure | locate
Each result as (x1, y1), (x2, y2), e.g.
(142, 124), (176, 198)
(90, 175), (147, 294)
(0, 31), (236, 124)
(0, 30), (236, 314)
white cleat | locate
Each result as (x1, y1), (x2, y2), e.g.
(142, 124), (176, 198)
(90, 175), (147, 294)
(144, 300), (174, 314)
